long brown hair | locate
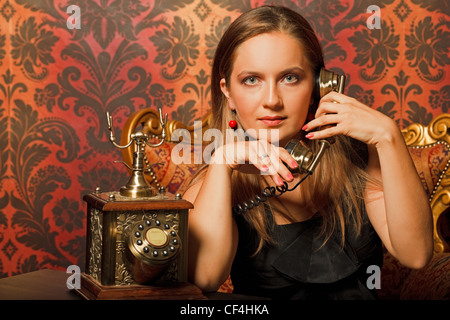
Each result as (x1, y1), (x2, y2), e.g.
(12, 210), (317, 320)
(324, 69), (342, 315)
(192, 6), (374, 252)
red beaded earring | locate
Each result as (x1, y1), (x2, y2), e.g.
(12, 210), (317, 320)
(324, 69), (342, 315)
(229, 109), (237, 130)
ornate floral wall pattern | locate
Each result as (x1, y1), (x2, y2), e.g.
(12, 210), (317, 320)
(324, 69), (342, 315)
(0, 0), (448, 278)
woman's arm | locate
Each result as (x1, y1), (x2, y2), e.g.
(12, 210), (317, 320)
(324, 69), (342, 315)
(364, 126), (433, 269)
(304, 91), (434, 269)
(183, 163), (238, 292)
(183, 141), (296, 291)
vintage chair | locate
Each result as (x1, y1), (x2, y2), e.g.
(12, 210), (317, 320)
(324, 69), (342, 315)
(120, 109), (450, 300)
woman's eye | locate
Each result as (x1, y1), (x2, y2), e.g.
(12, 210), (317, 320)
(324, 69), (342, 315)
(284, 74), (299, 83)
(243, 76), (258, 85)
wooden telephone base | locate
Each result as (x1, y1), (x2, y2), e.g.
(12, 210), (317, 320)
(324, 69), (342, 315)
(74, 273), (206, 300)
(79, 192), (206, 300)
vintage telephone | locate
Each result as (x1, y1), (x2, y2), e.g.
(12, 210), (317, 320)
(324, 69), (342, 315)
(75, 108), (204, 300)
(233, 68), (346, 215)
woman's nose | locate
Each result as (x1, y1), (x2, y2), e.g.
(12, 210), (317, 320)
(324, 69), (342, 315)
(263, 82), (282, 109)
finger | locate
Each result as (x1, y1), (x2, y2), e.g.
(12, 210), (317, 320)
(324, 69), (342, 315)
(273, 158), (295, 184)
(249, 141), (281, 176)
(248, 147), (271, 174)
(253, 147), (275, 174)
(277, 147), (299, 171)
(320, 91), (353, 104)
(304, 113), (341, 132)
(265, 148), (295, 185)
(305, 124), (340, 140)
(250, 145), (290, 186)
(315, 101), (343, 118)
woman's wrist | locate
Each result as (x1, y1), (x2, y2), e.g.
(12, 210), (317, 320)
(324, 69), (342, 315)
(209, 148), (233, 175)
(373, 117), (402, 150)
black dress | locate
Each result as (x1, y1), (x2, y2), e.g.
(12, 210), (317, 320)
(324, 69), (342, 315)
(230, 140), (383, 300)
(230, 207), (383, 300)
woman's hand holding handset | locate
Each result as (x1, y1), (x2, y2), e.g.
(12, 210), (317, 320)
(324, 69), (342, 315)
(302, 91), (399, 147)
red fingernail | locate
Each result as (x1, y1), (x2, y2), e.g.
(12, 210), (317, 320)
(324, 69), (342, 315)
(262, 165), (269, 171)
(302, 124), (308, 131)
(277, 177), (284, 186)
(291, 160), (298, 168)
(305, 133), (314, 139)
(287, 173), (294, 181)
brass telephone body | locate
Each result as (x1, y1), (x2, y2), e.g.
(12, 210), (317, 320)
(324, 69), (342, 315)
(76, 109), (205, 300)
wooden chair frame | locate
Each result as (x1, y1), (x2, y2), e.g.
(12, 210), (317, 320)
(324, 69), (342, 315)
(401, 114), (450, 253)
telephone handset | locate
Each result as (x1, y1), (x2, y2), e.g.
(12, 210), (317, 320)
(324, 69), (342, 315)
(285, 68), (346, 174)
(233, 68), (346, 215)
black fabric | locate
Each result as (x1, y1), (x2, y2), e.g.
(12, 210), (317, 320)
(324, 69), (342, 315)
(231, 210), (383, 300)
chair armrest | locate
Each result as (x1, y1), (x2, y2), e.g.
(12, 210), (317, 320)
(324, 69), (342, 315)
(399, 252), (450, 300)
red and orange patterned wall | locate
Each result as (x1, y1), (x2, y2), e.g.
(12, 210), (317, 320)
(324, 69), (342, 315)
(0, 0), (448, 278)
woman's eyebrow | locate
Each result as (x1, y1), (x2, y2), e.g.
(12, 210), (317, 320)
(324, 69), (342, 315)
(236, 66), (307, 77)
(279, 66), (307, 75)
(236, 70), (263, 77)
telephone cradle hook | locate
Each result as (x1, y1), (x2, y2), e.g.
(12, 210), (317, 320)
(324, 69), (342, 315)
(106, 108), (168, 198)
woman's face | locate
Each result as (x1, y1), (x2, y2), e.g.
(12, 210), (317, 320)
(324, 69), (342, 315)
(221, 32), (314, 146)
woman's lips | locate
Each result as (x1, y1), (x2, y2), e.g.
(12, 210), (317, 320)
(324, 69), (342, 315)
(259, 116), (286, 126)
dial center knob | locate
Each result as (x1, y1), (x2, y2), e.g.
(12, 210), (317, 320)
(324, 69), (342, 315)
(145, 227), (168, 248)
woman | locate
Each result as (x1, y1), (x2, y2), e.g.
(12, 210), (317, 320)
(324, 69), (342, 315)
(183, 5), (433, 299)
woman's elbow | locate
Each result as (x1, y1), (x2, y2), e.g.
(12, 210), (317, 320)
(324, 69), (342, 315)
(410, 247), (433, 269)
(195, 281), (221, 293)
(405, 256), (432, 270)
(188, 273), (224, 293)
(398, 243), (434, 270)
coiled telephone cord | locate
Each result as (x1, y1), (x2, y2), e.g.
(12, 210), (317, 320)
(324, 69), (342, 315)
(232, 171), (311, 215)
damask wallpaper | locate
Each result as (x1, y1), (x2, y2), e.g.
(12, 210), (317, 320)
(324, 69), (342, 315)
(0, 0), (448, 279)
